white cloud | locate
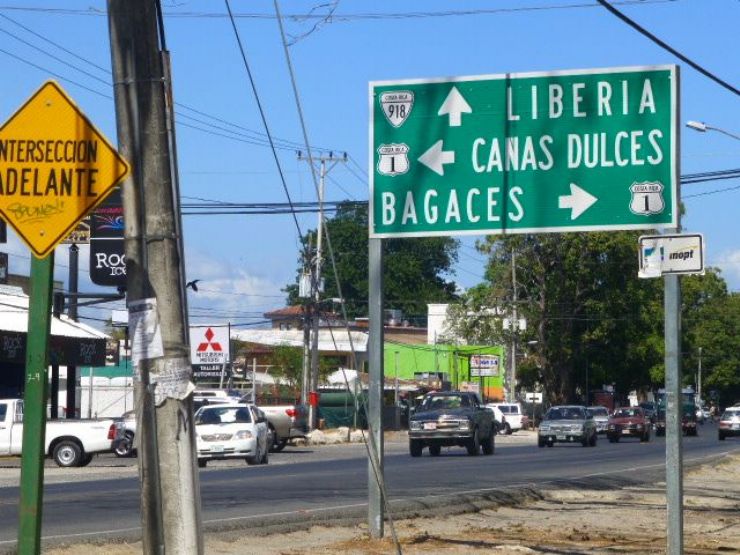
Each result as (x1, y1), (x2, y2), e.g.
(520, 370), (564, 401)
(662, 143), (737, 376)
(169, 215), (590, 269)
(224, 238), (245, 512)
(712, 248), (740, 291)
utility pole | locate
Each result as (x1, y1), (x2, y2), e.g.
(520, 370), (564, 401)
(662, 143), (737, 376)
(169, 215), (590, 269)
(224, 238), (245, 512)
(297, 152), (346, 430)
(108, 2), (202, 554)
(697, 347), (702, 402)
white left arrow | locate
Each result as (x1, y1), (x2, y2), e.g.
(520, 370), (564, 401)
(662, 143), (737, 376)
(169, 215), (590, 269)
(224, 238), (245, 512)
(438, 86), (472, 127)
(418, 140), (455, 176)
(558, 183), (598, 220)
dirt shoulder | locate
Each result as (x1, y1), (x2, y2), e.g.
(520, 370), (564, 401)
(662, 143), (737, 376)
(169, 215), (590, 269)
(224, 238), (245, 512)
(45, 451), (740, 555)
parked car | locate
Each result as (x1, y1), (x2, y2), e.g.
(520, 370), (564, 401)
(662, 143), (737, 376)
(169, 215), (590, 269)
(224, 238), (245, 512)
(113, 409), (136, 457)
(718, 407), (740, 441)
(255, 403), (309, 452)
(487, 402), (528, 434)
(538, 405), (597, 448)
(607, 406), (651, 442)
(586, 406), (610, 434)
(0, 398), (116, 467)
(194, 403), (270, 467)
(409, 391), (495, 457)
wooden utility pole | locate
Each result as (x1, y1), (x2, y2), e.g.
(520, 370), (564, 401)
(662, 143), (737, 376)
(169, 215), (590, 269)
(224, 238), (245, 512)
(107, 2), (202, 553)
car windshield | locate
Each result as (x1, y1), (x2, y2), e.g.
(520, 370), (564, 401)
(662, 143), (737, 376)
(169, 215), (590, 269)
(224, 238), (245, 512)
(545, 407), (585, 420)
(588, 407), (608, 417)
(722, 410), (740, 420)
(613, 408), (640, 418)
(420, 395), (469, 411)
(195, 406), (252, 425)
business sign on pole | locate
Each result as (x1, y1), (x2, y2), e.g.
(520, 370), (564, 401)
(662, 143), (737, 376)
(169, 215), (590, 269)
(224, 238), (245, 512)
(190, 325), (231, 379)
(638, 233), (704, 278)
(470, 354), (501, 377)
(370, 65), (678, 238)
(90, 186), (126, 287)
(0, 81), (130, 258)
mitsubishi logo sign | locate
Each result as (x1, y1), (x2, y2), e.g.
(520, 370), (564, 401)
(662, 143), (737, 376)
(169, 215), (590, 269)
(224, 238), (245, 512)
(190, 325), (230, 367)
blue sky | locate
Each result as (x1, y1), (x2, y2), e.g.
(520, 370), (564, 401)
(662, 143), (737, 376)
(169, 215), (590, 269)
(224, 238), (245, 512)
(0, 0), (738, 330)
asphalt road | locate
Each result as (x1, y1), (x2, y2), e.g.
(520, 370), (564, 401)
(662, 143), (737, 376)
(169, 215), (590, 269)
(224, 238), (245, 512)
(0, 423), (738, 550)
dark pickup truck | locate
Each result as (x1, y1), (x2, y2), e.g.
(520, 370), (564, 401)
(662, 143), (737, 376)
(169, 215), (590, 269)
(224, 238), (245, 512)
(655, 405), (698, 437)
(408, 391), (495, 457)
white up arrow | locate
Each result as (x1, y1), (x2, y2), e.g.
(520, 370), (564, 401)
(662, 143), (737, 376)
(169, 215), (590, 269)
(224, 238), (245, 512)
(558, 183), (598, 220)
(418, 140), (455, 176)
(438, 86), (472, 127)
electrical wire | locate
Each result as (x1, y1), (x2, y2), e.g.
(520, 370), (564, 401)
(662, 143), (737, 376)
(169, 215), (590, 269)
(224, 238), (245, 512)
(596, 0), (740, 97)
(273, 2), (401, 551)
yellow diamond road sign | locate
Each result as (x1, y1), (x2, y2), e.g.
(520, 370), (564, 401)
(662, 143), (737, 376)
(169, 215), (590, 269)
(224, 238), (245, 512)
(0, 81), (130, 258)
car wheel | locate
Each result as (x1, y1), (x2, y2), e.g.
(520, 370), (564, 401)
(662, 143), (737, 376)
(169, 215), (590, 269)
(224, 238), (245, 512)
(79, 454), (94, 467)
(53, 440), (83, 467)
(246, 444), (260, 466)
(538, 437), (546, 448)
(504, 423), (512, 435)
(466, 429), (481, 456)
(429, 444), (441, 457)
(482, 431), (495, 455)
(719, 432), (725, 441)
(272, 438), (288, 453)
(409, 439), (423, 457)
(590, 432), (597, 447)
(581, 435), (589, 447)
(261, 443), (270, 464)
(546, 441), (554, 447)
(198, 459), (207, 468)
(115, 431), (135, 458)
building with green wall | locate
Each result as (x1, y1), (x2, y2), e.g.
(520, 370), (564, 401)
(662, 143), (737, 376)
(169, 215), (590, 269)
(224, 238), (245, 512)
(384, 342), (506, 401)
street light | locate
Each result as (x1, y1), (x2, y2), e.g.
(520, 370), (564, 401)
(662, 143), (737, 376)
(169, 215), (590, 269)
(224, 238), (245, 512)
(686, 120), (740, 142)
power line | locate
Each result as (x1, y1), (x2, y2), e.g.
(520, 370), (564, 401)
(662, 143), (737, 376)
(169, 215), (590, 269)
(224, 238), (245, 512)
(596, 0), (740, 97)
(2, 1), (677, 19)
(223, 0), (306, 244)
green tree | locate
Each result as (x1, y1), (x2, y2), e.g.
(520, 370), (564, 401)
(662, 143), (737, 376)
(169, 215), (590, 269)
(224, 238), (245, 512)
(446, 233), (737, 406)
(446, 232), (665, 404)
(285, 202), (459, 320)
(268, 344), (303, 388)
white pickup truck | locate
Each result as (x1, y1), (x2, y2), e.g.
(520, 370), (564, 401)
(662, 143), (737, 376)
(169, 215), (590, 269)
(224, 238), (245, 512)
(0, 399), (117, 467)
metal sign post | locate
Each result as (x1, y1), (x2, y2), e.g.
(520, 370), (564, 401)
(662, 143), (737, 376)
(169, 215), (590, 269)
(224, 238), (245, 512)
(367, 237), (384, 538)
(17, 254), (54, 555)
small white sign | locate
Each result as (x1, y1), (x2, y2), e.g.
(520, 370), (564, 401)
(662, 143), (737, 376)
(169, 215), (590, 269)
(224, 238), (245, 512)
(128, 298), (164, 368)
(638, 234), (705, 278)
(525, 392), (543, 403)
(470, 354), (500, 377)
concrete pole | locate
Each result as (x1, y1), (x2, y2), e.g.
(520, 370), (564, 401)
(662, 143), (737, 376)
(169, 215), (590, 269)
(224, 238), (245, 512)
(308, 159), (326, 430)
(368, 237), (384, 538)
(108, 2), (202, 553)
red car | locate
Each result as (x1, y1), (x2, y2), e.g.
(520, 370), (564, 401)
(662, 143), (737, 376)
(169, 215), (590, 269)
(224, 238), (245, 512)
(607, 407), (651, 443)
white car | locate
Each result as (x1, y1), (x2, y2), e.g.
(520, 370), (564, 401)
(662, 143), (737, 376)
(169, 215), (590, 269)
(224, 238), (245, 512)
(487, 402), (527, 434)
(195, 403), (270, 467)
(484, 403), (507, 433)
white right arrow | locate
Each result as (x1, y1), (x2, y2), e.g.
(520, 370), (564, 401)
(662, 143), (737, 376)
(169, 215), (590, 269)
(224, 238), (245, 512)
(418, 140), (455, 176)
(558, 183), (598, 220)
(438, 86), (472, 127)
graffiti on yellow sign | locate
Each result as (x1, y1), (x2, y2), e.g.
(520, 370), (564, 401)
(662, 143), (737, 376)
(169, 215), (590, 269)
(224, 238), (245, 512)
(0, 81), (130, 258)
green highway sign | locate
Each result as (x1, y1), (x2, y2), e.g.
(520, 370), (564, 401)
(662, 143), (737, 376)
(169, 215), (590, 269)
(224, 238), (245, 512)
(369, 65), (678, 238)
